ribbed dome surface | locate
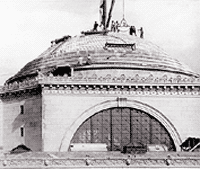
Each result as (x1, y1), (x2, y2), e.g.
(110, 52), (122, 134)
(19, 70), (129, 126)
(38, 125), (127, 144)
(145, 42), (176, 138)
(7, 32), (198, 83)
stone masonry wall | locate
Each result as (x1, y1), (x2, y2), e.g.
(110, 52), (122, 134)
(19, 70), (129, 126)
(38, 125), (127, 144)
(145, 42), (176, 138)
(42, 90), (200, 152)
(2, 91), (42, 151)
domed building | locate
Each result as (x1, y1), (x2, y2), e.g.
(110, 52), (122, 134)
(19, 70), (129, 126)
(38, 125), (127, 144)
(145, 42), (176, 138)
(1, 30), (200, 153)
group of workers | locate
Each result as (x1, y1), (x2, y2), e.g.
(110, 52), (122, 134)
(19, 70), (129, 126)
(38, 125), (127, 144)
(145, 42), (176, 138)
(110, 20), (120, 32)
(93, 21), (144, 39)
(129, 26), (144, 38)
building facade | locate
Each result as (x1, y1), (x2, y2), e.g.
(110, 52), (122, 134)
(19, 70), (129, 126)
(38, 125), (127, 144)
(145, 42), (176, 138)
(1, 32), (200, 152)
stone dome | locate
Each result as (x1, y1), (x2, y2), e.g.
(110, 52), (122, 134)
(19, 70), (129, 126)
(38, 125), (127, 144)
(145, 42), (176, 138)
(6, 32), (199, 83)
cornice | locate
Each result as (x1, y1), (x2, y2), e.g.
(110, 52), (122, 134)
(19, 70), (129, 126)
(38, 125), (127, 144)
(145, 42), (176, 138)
(1, 77), (38, 93)
(39, 72), (200, 97)
(1, 72), (200, 97)
(41, 72), (200, 85)
(0, 87), (41, 101)
(1, 157), (200, 168)
(41, 83), (200, 97)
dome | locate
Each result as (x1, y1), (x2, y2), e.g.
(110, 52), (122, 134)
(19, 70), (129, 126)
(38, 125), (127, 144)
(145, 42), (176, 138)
(6, 32), (199, 83)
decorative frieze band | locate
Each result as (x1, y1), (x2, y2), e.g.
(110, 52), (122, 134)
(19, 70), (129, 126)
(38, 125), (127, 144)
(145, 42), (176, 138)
(43, 73), (200, 84)
(1, 72), (200, 93)
(42, 84), (200, 96)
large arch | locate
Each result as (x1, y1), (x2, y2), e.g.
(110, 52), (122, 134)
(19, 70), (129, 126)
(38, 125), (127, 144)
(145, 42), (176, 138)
(59, 98), (182, 151)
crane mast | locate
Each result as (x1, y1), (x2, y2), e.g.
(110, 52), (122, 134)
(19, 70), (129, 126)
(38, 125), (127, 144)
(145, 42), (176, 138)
(106, 0), (115, 29)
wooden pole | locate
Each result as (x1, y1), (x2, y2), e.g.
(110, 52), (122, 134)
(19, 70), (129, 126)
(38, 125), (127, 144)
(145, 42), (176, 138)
(106, 0), (115, 29)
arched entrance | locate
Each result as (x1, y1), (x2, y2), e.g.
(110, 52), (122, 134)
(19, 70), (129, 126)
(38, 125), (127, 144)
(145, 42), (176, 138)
(59, 99), (181, 151)
(71, 107), (176, 151)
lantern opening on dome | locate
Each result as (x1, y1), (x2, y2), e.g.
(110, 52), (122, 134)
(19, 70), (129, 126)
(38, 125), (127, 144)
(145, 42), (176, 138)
(52, 66), (72, 77)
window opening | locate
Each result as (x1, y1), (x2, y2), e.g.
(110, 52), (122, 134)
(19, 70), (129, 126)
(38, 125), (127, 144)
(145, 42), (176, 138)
(71, 107), (176, 152)
(20, 105), (24, 114)
(20, 127), (24, 137)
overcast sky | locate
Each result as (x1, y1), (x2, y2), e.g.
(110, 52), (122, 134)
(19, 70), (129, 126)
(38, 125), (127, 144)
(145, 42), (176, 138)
(0, 0), (200, 85)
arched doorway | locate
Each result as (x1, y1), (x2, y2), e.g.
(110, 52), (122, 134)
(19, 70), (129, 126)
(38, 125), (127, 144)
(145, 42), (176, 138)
(71, 107), (176, 151)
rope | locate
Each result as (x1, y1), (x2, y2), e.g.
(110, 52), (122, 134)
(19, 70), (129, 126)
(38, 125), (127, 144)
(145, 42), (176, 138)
(123, 0), (125, 19)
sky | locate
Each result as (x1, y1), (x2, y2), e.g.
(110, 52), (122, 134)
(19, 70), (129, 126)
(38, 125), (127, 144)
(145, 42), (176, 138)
(0, 0), (200, 85)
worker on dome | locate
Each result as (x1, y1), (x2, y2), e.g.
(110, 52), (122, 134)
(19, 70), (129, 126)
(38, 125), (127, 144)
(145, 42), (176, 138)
(129, 26), (137, 36)
(93, 21), (99, 31)
(115, 21), (120, 32)
(139, 27), (144, 38)
(111, 20), (116, 32)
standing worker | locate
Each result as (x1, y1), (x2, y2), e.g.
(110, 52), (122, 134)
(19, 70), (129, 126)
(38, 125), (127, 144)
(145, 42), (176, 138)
(130, 26), (137, 36)
(93, 21), (99, 31)
(139, 27), (144, 38)
(111, 20), (115, 32)
(115, 21), (120, 32)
